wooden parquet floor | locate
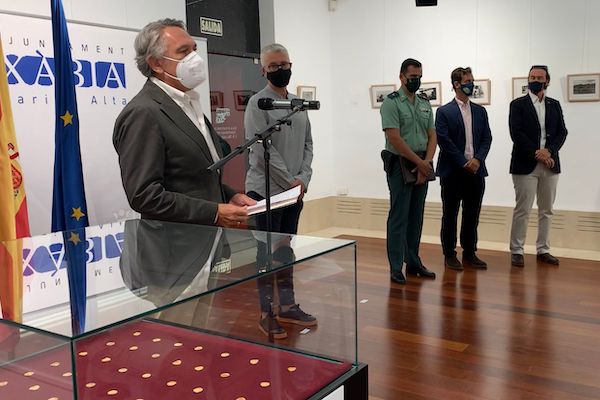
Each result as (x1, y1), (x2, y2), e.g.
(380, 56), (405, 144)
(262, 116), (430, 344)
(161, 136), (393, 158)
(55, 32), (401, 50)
(349, 236), (600, 400)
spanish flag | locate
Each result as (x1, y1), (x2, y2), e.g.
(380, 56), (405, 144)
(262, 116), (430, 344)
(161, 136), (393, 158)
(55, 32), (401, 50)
(0, 36), (30, 322)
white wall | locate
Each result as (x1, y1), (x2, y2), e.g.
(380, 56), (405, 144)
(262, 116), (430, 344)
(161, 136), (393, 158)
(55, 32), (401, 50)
(274, 0), (600, 212)
(0, 0), (185, 29)
(4, 0), (599, 213)
(272, 1), (335, 200)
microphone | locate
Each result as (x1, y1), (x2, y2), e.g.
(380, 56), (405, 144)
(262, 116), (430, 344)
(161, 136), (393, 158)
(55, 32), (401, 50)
(257, 97), (320, 110)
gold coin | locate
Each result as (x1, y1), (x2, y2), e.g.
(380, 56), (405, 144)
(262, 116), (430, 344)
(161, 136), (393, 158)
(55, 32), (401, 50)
(193, 387), (204, 394)
(107, 389), (118, 395)
(85, 382), (96, 388)
(118, 368), (128, 373)
(166, 381), (177, 387)
(29, 385), (41, 391)
(142, 373), (152, 379)
(194, 365), (204, 371)
(220, 372), (231, 378)
(250, 359), (259, 365)
(287, 366), (297, 372)
(172, 360), (182, 366)
(50, 362), (60, 367)
(260, 381), (271, 388)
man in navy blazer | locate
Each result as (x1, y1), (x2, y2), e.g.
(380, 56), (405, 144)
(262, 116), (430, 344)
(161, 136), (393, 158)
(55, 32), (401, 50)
(435, 67), (492, 270)
(509, 65), (568, 267)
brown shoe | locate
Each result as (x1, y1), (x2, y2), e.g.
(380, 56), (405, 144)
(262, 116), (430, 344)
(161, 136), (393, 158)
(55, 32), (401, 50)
(444, 255), (463, 271)
(277, 304), (317, 327)
(511, 254), (524, 267)
(259, 314), (287, 339)
(537, 253), (559, 265)
(463, 253), (488, 269)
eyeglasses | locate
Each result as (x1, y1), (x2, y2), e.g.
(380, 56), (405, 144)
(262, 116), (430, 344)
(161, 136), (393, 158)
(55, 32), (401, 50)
(265, 62), (292, 73)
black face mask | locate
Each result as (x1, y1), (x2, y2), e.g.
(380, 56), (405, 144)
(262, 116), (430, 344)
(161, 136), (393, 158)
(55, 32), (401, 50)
(405, 77), (421, 93)
(266, 69), (292, 88)
(528, 81), (545, 95)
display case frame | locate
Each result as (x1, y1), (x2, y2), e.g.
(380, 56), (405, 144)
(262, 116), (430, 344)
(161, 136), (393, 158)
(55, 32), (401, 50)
(0, 219), (367, 399)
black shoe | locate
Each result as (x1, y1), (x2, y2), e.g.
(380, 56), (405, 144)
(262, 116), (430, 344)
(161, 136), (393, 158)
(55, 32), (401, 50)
(463, 253), (487, 269)
(390, 271), (406, 284)
(277, 304), (317, 327)
(407, 265), (436, 279)
(259, 314), (287, 339)
(511, 254), (524, 267)
(537, 253), (559, 265)
(444, 255), (463, 270)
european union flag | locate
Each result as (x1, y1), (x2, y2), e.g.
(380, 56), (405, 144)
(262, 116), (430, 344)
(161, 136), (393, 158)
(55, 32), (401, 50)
(50, 0), (88, 335)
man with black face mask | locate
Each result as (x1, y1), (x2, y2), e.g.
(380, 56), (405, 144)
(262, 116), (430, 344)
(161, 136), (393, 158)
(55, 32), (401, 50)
(244, 43), (315, 339)
(380, 58), (437, 284)
(435, 67), (492, 271)
(509, 65), (568, 267)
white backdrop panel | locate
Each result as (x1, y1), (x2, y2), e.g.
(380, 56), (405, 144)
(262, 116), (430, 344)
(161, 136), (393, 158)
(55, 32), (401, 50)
(0, 12), (210, 234)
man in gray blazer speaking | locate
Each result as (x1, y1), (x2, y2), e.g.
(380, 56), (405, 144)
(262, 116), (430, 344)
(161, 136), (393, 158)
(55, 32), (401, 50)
(113, 19), (254, 227)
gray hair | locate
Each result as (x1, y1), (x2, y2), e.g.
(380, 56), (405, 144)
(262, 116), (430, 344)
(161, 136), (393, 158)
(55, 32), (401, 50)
(260, 43), (289, 66)
(134, 18), (185, 77)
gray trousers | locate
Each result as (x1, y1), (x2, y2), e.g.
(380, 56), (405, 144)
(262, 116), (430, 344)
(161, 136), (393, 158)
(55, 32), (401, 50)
(510, 163), (559, 255)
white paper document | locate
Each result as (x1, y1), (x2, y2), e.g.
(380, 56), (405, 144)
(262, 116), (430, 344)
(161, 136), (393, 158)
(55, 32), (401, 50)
(247, 185), (302, 216)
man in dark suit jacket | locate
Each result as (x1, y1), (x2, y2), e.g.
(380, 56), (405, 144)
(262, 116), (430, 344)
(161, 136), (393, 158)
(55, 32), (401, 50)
(113, 18), (254, 227)
(509, 65), (568, 267)
(435, 67), (492, 270)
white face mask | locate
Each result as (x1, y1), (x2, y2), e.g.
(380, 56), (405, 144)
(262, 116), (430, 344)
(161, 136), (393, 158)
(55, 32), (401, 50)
(162, 51), (207, 90)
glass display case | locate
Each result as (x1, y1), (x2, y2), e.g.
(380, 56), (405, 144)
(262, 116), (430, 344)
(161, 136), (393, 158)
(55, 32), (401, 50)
(0, 219), (367, 399)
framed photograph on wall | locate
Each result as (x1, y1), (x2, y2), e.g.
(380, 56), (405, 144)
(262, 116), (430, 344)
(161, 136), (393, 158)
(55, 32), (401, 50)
(370, 84), (397, 108)
(416, 81), (442, 107)
(233, 90), (255, 111)
(567, 73), (600, 102)
(210, 91), (224, 111)
(512, 77), (529, 100)
(297, 85), (317, 100)
(471, 79), (491, 105)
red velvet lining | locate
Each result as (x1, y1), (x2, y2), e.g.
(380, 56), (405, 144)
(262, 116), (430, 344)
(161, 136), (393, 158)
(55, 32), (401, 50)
(0, 320), (351, 399)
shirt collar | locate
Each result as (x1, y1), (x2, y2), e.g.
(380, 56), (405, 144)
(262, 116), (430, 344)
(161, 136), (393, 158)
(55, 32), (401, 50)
(455, 96), (470, 107)
(263, 85), (288, 100)
(529, 90), (544, 104)
(151, 76), (189, 103)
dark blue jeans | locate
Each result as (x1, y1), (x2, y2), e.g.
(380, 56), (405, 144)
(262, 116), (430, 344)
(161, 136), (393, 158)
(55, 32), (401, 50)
(247, 191), (303, 313)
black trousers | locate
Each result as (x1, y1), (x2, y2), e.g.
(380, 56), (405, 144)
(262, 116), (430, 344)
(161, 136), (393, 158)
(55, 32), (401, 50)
(247, 191), (303, 313)
(440, 169), (485, 257)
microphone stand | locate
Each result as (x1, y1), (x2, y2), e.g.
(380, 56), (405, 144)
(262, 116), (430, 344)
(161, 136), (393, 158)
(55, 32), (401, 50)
(208, 106), (304, 342)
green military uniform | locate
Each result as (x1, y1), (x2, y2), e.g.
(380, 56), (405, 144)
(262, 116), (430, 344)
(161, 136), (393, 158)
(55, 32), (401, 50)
(380, 89), (434, 276)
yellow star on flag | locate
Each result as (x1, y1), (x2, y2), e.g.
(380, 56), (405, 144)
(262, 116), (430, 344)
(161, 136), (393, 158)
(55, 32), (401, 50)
(60, 110), (74, 126)
(68, 232), (81, 246)
(71, 207), (86, 221)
